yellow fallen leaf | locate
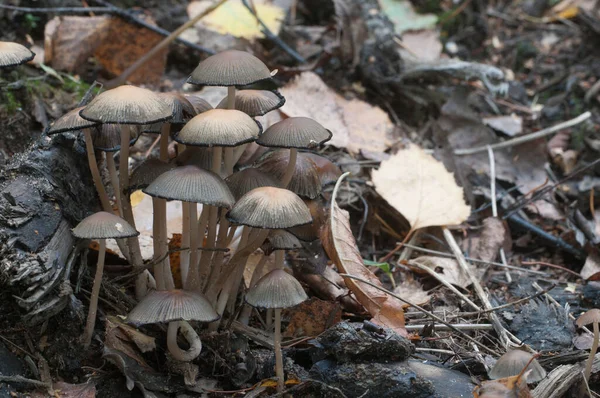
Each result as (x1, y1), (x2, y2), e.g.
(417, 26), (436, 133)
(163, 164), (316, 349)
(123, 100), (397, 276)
(372, 145), (470, 230)
(187, 0), (284, 40)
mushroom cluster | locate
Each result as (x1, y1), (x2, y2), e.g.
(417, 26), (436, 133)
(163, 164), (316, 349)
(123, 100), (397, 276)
(47, 49), (341, 392)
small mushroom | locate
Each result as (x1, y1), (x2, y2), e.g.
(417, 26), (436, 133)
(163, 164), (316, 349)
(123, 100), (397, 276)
(256, 117), (332, 188)
(216, 90), (285, 117)
(256, 149), (322, 199)
(576, 308), (600, 382)
(127, 289), (219, 361)
(245, 269), (308, 392)
(225, 168), (281, 201)
(488, 349), (546, 383)
(72, 211), (139, 348)
(0, 41), (35, 68)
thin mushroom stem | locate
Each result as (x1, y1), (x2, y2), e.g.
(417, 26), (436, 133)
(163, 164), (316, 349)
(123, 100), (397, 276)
(166, 321), (202, 361)
(189, 202), (200, 287)
(154, 123), (172, 290)
(205, 213), (231, 292)
(239, 253), (268, 325)
(223, 86), (236, 176)
(274, 308), (284, 392)
(180, 202), (191, 286)
(119, 125), (146, 299)
(281, 148), (297, 187)
(159, 123), (170, 162)
(152, 197), (166, 290)
(83, 128), (112, 212)
(82, 238), (106, 348)
(188, 205), (210, 290)
(197, 206), (218, 291)
(105, 153), (123, 216)
(585, 322), (599, 381)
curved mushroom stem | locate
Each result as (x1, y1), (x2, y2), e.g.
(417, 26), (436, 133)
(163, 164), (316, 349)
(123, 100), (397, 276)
(82, 238), (106, 348)
(83, 129), (112, 212)
(120, 125), (146, 299)
(204, 213), (231, 292)
(105, 153), (123, 216)
(167, 321), (202, 362)
(281, 148), (297, 188)
(274, 308), (284, 392)
(585, 321), (599, 381)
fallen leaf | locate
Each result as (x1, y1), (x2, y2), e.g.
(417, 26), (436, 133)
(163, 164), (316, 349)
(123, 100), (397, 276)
(372, 145), (471, 230)
(31, 382), (96, 398)
(400, 30), (442, 62)
(105, 316), (155, 367)
(474, 373), (532, 398)
(483, 114), (523, 137)
(581, 250), (600, 280)
(284, 298), (342, 337)
(469, 217), (510, 263)
(280, 72), (394, 158)
(322, 195), (407, 336)
(393, 278), (430, 306)
(379, 0), (437, 34)
(551, 148), (579, 174)
(410, 256), (473, 289)
(188, 0), (285, 40)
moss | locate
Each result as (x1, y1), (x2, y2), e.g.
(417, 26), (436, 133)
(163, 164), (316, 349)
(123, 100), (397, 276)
(1, 91), (22, 114)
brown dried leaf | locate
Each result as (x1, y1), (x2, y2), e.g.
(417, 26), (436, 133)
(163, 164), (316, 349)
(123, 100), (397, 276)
(393, 278), (430, 306)
(105, 316), (155, 367)
(283, 298), (342, 337)
(94, 16), (168, 85)
(32, 382), (96, 398)
(581, 250), (600, 280)
(322, 200), (407, 336)
(280, 72), (394, 157)
(372, 145), (471, 230)
(474, 373), (532, 398)
(469, 217), (509, 263)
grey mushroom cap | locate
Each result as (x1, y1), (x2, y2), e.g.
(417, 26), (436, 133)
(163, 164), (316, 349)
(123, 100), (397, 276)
(488, 350), (547, 383)
(225, 168), (281, 201)
(245, 269), (308, 309)
(142, 92), (197, 133)
(79, 85), (173, 125)
(72, 211), (139, 239)
(46, 107), (100, 135)
(88, 124), (140, 152)
(175, 147), (213, 170)
(143, 165), (235, 207)
(184, 94), (213, 114)
(216, 90), (285, 117)
(227, 187), (312, 229)
(262, 230), (302, 255)
(256, 149), (322, 199)
(187, 50), (272, 87)
(129, 158), (176, 192)
(576, 308), (600, 327)
(126, 289), (219, 326)
(257, 117), (332, 149)
(174, 109), (261, 147)
(0, 41), (35, 68)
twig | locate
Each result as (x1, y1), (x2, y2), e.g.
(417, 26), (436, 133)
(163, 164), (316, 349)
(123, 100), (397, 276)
(407, 324), (493, 331)
(0, 375), (51, 388)
(454, 111), (591, 155)
(459, 284), (555, 317)
(521, 261), (582, 278)
(442, 227), (525, 351)
(0, 3), (214, 56)
(107, 0), (228, 87)
(400, 243), (550, 276)
(338, 273), (501, 356)
(487, 145), (512, 283)
(409, 260), (480, 311)
(240, 0), (306, 63)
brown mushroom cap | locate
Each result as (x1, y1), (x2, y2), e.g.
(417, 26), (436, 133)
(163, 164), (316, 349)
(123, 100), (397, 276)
(216, 90), (285, 117)
(303, 152), (342, 187)
(184, 94), (213, 114)
(187, 50), (272, 87)
(288, 198), (325, 242)
(262, 230), (302, 255)
(256, 150), (322, 199)
(129, 158), (176, 192)
(46, 107), (99, 135)
(72, 211), (139, 239)
(0, 41), (35, 68)
(577, 308), (600, 327)
(227, 186), (312, 229)
(144, 165), (235, 207)
(225, 168), (281, 201)
(174, 109), (261, 147)
(126, 289), (219, 326)
(245, 269), (307, 309)
(88, 124), (140, 152)
(257, 117), (332, 149)
(79, 85), (173, 125)
(488, 350), (547, 383)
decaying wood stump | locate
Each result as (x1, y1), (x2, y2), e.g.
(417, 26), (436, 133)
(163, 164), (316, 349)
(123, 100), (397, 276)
(0, 133), (99, 324)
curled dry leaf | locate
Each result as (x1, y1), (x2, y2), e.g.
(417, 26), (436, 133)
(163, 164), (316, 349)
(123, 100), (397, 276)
(105, 316), (156, 367)
(410, 256), (476, 289)
(473, 373), (532, 398)
(372, 145), (471, 230)
(469, 217), (510, 263)
(322, 179), (407, 336)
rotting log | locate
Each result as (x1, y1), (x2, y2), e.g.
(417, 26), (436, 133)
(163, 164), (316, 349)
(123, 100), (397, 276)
(0, 133), (99, 325)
